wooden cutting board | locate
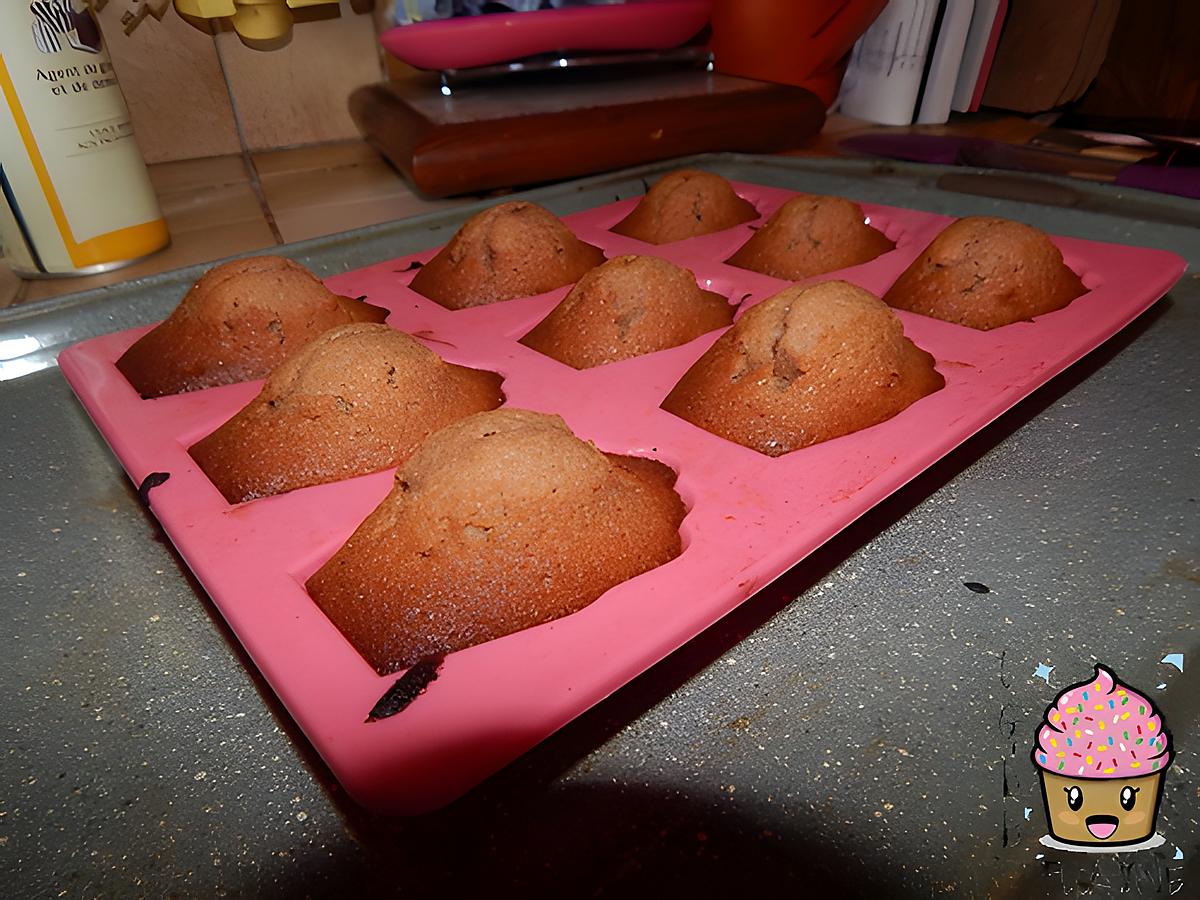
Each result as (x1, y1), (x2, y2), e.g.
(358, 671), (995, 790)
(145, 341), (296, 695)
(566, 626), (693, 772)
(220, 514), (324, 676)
(349, 70), (825, 198)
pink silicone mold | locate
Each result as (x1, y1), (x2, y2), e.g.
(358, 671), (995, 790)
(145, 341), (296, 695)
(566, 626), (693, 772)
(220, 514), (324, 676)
(57, 180), (1186, 815)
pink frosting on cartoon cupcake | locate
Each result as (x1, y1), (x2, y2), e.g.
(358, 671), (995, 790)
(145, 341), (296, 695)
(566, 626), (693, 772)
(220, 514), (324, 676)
(1034, 665), (1172, 778)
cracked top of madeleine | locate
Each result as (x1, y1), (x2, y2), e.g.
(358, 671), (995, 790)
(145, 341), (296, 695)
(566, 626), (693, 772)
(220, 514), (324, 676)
(727, 194), (894, 280)
(662, 280), (943, 456)
(305, 408), (685, 673)
(117, 255), (386, 398)
(520, 254), (733, 368)
(611, 169), (758, 244)
(409, 201), (604, 309)
(884, 216), (1085, 330)
(190, 323), (503, 503)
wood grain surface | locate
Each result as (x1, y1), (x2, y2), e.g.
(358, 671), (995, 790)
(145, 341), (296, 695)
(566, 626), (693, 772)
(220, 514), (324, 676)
(350, 72), (826, 197)
(216, 6), (384, 152)
(96, 6), (241, 163)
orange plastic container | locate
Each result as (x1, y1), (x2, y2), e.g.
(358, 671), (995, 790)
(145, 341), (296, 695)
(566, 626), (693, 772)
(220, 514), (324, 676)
(709, 0), (888, 106)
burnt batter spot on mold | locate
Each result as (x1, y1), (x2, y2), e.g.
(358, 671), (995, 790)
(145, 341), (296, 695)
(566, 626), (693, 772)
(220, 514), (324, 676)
(964, 581), (991, 594)
(394, 260), (424, 273)
(410, 330), (457, 349)
(137, 472), (170, 507)
(354, 295), (369, 302)
(367, 656), (444, 721)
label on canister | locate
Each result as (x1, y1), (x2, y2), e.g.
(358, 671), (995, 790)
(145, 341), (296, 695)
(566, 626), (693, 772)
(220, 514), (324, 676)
(0, 0), (168, 276)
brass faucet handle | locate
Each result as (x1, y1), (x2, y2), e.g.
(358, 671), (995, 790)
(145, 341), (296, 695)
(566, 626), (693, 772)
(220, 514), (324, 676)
(118, 0), (171, 34)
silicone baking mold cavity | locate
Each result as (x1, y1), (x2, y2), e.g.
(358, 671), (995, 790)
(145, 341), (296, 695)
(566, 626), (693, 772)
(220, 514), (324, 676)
(58, 181), (1186, 815)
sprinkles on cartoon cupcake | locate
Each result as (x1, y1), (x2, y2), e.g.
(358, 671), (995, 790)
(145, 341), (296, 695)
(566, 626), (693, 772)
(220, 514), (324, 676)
(1032, 664), (1173, 848)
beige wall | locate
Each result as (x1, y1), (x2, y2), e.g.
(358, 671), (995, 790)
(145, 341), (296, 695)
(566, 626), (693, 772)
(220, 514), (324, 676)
(96, 1), (385, 162)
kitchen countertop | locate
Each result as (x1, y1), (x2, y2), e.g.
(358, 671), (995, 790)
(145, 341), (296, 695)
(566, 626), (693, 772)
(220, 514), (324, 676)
(1, 112), (1049, 310)
(1, 153), (1196, 898)
(0, 140), (467, 310)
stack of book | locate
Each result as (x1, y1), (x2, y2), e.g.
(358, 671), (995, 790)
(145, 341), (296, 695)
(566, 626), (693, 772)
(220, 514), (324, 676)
(837, 0), (1121, 126)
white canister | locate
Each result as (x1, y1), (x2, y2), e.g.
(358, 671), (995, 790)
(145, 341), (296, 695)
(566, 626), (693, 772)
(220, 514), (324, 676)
(0, 0), (168, 277)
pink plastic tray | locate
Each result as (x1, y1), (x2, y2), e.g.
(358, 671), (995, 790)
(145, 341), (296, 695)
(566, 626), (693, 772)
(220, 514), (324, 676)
(380, 0), (713, 71)
(57, 181), (1185, 815)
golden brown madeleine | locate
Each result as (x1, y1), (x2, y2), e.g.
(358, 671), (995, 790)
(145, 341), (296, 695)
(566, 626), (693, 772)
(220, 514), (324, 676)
(611, 169), (758, 244)
(306, 409), (685, 673)
(727, 194), (894, 280)
(409, 201), (604, 309)
(520, 255), (733, 368)
(116, 256), (386, 398)
(662, 281), (943, 456)
(884, 216), (1085, 330)
(190, 324), (503, 503)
